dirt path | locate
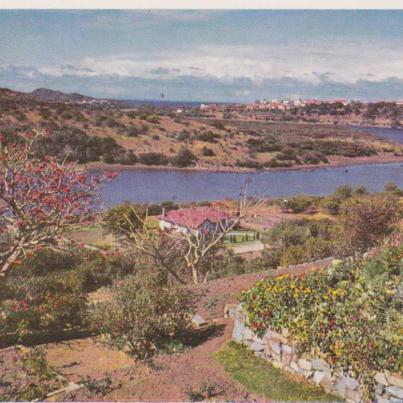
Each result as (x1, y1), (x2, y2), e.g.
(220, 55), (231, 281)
(47, 319), (255, 402)
(47, 258), (332, 401)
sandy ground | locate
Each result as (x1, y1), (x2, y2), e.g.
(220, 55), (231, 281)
(49, 319), (252, 402)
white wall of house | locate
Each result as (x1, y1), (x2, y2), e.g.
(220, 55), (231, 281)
(159, 219), (191, 234)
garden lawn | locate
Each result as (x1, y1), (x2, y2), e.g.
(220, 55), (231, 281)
(216, 341), (341, 402)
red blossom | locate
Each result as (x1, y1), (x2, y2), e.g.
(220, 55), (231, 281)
(0, 130), (117, 275)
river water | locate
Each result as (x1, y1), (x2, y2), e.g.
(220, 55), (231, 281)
(95, 126), (403, 207)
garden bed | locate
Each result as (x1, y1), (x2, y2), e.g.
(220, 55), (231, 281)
(231, 244), (403, 402)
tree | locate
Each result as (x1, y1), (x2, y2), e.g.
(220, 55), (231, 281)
(340, 194), (401, 251)
(0, 130), (115, 277)
(384, 182), (398, 192)
(333, 185), (353, 200)
(171, 147), (197, 167)
(102, 203), (147, 236)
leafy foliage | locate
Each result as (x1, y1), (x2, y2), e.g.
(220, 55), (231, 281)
(267, 219), (337, 266)
(171, 147), (198, 167)
(241, 244), (403, 397)
(89, 272), (194, 359)
(0, 248), (135, 336)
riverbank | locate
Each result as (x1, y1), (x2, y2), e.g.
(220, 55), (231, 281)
(83, 152), (403, 174)
(191, 116), (403, 130)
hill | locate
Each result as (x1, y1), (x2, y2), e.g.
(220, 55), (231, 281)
(30, 88), (96, 104)
(0, 87), (402, 170)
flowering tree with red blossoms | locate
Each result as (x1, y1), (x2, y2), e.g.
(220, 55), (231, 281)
(0, 130), (115, 277)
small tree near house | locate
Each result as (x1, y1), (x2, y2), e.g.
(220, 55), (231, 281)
(104, 183), (262, 284)
(0, 129), (115, 277)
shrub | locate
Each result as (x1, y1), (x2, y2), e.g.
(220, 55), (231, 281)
(207, 250), (281, 280)
(17, 346), (61, 400)
(333, 185), (353, 199)
(236, 160), (263, 170)
(0, 248), (135, 335)
(320, 197), (341, 215)
(340, 194), (401, 251)
(201, 146), (215, 157)
(138, 152), (169, 166)
(10, 249), (81, 277)
(89, 272), (194, 359)
(210, 121), (225, 130)
(126, 126), (141, 137)
(279, 195), (318, 213)
(74, 253), (135, 292)
(33, 129), (124, 163)
(195, 131), (221, 143)
(146, 200), (179, 216)
(171, 147), (198, 167)
(103, 203), (147, 237)
(267, 219), (336, 265)
(0, 271), (88, 335)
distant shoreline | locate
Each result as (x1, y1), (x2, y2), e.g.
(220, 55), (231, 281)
(83, 153), (403, 174)
(189, 117), (403, 131)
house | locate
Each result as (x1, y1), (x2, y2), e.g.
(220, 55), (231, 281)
(159, 206), (233, 235)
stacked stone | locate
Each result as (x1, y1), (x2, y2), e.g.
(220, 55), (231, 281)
(228, 303), (403, 403)
(374, 373), (403, 403)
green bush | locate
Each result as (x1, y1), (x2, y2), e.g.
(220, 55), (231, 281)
(10, 249), (81, 277)
(32, 128), (124, 163)
(171, 147), (198, 167)
(138, 152), (169, 166)
(0, 248), (136, 335)
(195, 131), (221, 143)
(201, 146), (215, 157)
(241, 244), (403, 398)
(102, 203), (147, 237)
(236, 160), (263, 170)
(0, 271), (88, 335)
(267, 219), (337, 265)
(146, 200), (179, 216)
(279, 195), (318, 213)
(75, 253), (135, 292)
(89, 272), (194, 359)
(207, 250), (281, 280)
(320, 197), (341, 215)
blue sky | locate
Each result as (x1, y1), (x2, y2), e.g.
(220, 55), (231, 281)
(0, 10), (402, 101)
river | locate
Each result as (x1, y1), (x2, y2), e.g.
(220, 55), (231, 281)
(95, 126), (403, 207)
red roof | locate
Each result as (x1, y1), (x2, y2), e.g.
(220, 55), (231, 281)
(160, 207), (231, 229)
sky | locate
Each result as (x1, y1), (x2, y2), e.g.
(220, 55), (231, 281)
(0, 10), (403, 102)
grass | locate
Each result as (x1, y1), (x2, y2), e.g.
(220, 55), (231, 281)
(216, 341), (341, 402)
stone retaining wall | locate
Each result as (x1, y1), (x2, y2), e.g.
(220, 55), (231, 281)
(228, 304), (403, 403)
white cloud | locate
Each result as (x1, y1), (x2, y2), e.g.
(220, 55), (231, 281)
(35, 40), (403, 85)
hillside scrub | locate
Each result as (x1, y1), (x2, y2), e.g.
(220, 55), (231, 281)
(266, 218), (338, 266)
(1, 88), (402, 171)
(0, 249), (135, 338)
(241, 243), (403, 398)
